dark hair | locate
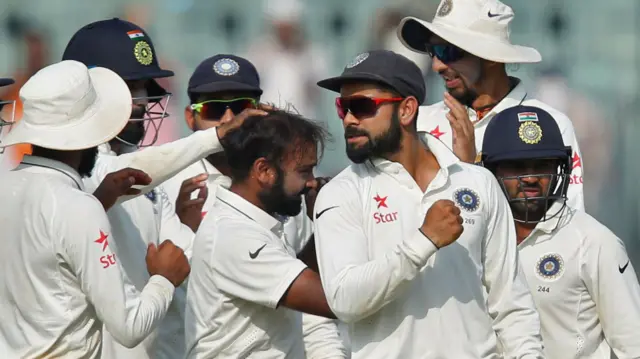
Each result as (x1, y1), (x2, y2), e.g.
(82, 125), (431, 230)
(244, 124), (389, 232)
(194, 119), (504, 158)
(223, 108), (330, 181)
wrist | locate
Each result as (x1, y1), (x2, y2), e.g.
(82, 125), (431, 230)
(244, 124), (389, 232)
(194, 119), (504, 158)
(418, 228), (440, 250)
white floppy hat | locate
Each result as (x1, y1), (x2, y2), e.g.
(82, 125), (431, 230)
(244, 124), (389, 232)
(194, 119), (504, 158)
(0, 60), (132, 151)
(397, 0), (541, 64)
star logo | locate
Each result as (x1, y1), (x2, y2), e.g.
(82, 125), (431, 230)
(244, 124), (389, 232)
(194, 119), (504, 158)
(95, 230), (109, 252)
(201, 211), (208, 219)
(373, 194), (388, 209)
(572, 153), (582, 169)
(429, 125), (446, 139)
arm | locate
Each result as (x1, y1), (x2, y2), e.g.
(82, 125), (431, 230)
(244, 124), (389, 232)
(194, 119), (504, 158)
(302, 314), (348, 359)
(211, 220), (333, 318)
(313, 180), (438, 324)
(559, 117), (585, 211)
(481, 175), (544, 358)
(60, 195), (175, 348)
(158, 186), (195, 260)
(582, 227), (640, 358)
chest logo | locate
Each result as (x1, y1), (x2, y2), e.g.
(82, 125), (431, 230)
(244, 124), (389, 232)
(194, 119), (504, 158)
(372, 193), (398, 224)
(536, 253), (564, 281)
(453, 188), (480, 212)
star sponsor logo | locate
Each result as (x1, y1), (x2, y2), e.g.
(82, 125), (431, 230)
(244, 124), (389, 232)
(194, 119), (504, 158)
(429, 125), (446, 140)
(570, 153), (583, 184)
(95, 230), (117, 269)
(372, 194), (398, 224)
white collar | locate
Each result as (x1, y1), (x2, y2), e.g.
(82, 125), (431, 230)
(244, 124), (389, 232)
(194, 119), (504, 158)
(19, 155), (85, 191)
(468, 77), (528, 124)
(215, 186), (284, 236)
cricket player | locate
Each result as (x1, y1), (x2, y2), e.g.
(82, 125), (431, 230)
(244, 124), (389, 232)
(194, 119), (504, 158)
(480, 105), (640, 359)
(397, 0), (585, 211)
(313, 50), (544, 359)
(0, 60), (190, 358)
(162, 54), (345, 358)
(62, 19), (264, 359)
(185, 109), (346, 358)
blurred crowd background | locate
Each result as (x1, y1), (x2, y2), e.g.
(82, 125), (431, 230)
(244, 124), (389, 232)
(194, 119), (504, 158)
(1, 0), (639, 276)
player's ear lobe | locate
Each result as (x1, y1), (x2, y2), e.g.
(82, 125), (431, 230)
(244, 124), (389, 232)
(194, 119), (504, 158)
(399, 97), (418, 127)
(254, 158), (275, 185)
(185, 106), (196, 131)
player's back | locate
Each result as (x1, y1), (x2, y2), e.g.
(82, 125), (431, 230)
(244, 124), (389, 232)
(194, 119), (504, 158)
(0, 162), (102, 358)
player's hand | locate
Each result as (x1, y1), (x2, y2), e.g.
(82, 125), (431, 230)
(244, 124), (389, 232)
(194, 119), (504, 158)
(305, 177), (331, 220)
(93, 168), (152, 211)
(444, 92), (476, 163)
(420, 199), (464, 249)
(216, 104), (270, 141)
(146, 240), (191, 287)
(176, 173), (209, 232)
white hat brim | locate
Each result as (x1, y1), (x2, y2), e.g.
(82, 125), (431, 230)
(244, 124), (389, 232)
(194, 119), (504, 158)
(398, 17), (541, 64)
(1, 67), (132, 151)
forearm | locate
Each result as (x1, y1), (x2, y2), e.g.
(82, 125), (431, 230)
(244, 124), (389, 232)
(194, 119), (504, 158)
(302, 314), (347, 359)
(322, 230), (437, 323)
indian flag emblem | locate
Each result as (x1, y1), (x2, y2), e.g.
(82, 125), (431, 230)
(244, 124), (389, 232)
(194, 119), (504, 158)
(517, 112), (539, 122)
(127, 30), (145, 40)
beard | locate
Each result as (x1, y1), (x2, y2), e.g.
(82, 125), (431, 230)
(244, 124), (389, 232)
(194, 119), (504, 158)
(258, 167), (310, 217)
(344, 111), (403, 164)
(78, 146), (99, 178)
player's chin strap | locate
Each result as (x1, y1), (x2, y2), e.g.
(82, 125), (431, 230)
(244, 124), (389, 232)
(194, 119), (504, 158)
(0, 99), (16, 154)
(114, 93), (172, 148)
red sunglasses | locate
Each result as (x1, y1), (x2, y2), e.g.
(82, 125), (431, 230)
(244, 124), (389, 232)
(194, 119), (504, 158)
(335, 96), (404, 120)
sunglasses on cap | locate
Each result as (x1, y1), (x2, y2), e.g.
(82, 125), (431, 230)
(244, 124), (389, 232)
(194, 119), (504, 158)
(190, 97), (258, 119)
(335, 96), (404, 120)
(425, 43), (465, 64)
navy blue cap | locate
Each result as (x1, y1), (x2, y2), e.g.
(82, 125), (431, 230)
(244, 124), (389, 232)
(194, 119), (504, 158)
(188, 55), (262, 95)
(0, 78), (14, 87)
(317, 50), (426, 103)
(62, 18), (173, 96)
(481, 105), (571, 164)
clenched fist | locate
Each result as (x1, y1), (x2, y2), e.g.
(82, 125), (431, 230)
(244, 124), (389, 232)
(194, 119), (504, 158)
(420, 199), (464, 249)
(146, 240), (191, 287)
(93, 168), (152, 211)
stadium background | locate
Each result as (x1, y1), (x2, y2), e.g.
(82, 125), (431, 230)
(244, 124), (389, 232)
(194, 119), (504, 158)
(0, 0), (639, 282)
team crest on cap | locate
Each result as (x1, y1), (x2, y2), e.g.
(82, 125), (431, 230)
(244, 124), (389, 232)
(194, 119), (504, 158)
(346, 52), (369, 69)
(536, 253), (564, 281)
(437, 0), (453, 17)
(213, 58), (240, 76)
(134, 41), (153, 66)
(453, 188), (480, 212)
(518, 121), (543, 144)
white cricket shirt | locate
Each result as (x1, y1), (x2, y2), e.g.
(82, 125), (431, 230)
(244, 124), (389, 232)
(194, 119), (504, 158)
(81, 127), (226, 359)
(164, 159), (346, 359)
(418, 77), (585, 211)
(314, 133), (544, 359)
(0, 156), (175, 359)
(185, 187), (318, 358)
(518, 203), (640, 359)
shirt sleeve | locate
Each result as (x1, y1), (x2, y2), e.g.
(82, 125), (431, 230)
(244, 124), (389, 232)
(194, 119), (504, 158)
(58, 194), (175, 348)
(302, 314), (348, 359)
(559, 117), (585, 211)
(581, 225), (640, 358)
(158, 185), (195, 260)
(481, 174), (545, 358)
(313, 178), (438, 324)
(101, 127), (224, 206)
(210, 219), (307, 309)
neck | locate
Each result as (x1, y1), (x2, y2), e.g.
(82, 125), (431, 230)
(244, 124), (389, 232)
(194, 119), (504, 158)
(515, 221), (536, 245)
(31, 146), (80, 172)
(229, 182), (267, 212)
(470, 73), (513, 111)
(385, 134), (440, 192)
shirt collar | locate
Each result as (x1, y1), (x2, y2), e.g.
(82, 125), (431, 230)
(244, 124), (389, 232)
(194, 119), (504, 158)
(215, 186), (284, 236)
(533, 201), (570, 234)
(19, 155), (85, 191)
(371, 132), (460, 174)
(469, 77), (528, 124)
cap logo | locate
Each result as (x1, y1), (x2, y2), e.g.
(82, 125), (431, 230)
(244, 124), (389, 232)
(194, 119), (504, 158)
(517, 112), (539, 122)
(134, 41), (153, 66)
(213, 58), (240, 76)
(346, 52), (369, 69)
(436, 0), (453, 17)
(518, 121), (543, 144)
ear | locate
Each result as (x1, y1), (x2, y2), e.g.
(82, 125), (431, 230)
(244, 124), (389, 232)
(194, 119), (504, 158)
(253, 157), (277, 187)
(398, 96), (419, 128)
(185, 105), (196, 131)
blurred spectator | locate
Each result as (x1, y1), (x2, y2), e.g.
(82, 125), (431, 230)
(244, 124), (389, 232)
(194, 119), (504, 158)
(245, 0), (329, 120)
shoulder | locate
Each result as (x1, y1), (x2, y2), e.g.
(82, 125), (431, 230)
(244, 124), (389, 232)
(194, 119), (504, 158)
(521, 98), (575, 131)
(316, 165), (367, 204)
(416, 102), (447, 132)
(569, 210), (623, 248)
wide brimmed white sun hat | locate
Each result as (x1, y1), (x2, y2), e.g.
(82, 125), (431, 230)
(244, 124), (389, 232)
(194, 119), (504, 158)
(0, 60), (132, 151)
(397, 0), (541, 64)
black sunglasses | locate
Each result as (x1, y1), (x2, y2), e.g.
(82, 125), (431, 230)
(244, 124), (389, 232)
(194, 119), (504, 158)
(425, 44), (466, 64)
